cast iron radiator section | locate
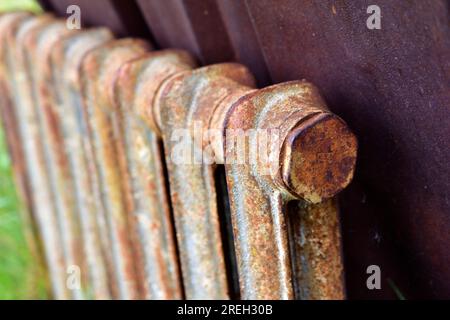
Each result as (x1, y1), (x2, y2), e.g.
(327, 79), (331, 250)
(0, 12), (357, 300)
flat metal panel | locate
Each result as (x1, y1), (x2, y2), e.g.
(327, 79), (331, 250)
(38, 0), (150, 37)
(137, 0), (234, 64)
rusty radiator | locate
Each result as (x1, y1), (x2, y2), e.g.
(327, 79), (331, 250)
(0, 12), (357, 300)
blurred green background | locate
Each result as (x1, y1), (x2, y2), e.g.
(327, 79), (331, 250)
(0, 0), (47, 299)
(0, 0), (41, 12)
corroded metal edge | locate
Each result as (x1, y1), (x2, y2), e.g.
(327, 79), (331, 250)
(112, 50), (197, 299)
(223, 81), (357, 299)
(24, 18), (86, 299)
(80, 39), (151, 299)
(49, 28), (115, 299)
(157, 63), (256, 299)
(1, 11), (358, 301)
(0, 12), (51, 298)
(4, 14), (69, 299)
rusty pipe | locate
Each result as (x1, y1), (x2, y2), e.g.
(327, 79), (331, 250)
(80, 39), (151, 299)
(112, 50), (197, 299)
(22, 18), (90, 299)
(156, 64), (256, 299)
(3, 14), (69, 299)
(157, 65), (357, 299)
(1, 11), (358, 301)
(49, 28), (115, 299)
(221, 81), (357, 299)
(0, 12), (49, 297)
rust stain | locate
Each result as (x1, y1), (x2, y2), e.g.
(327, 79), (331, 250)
(156, 63), (256, 299)
(113, 50), (197, 299)
(222, 81), (356, 299)
(49, 28), (114, 299)
(2, 14), (69, 299)
(80, 39), (151, 299)
(24, 19), (86, 300)
(1, 11), (358, 301)
(0, 12), (50, 298)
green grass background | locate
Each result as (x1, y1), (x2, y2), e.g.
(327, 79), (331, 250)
(0, 0), (41, 12)
(0, 0), (47, 299)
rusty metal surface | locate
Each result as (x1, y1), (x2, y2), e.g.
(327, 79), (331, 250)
(49, 28), (114, 299)
(0, 12), (33, 222)
(157, 63), (257, 299)
(3, 14), (69, 299)
(0, 12), (49, 295)
(118, 0), (450, 299)
(113, 50), (198, 299)
(80, 39), (151, 299)
(24, 18), (87, 299)
(220, 81), (356, 299)
(156, 62), (357, 299)
(243, 0), (450, 299)
(287, 198), (344, 300)
(1, 10), (363, 300)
